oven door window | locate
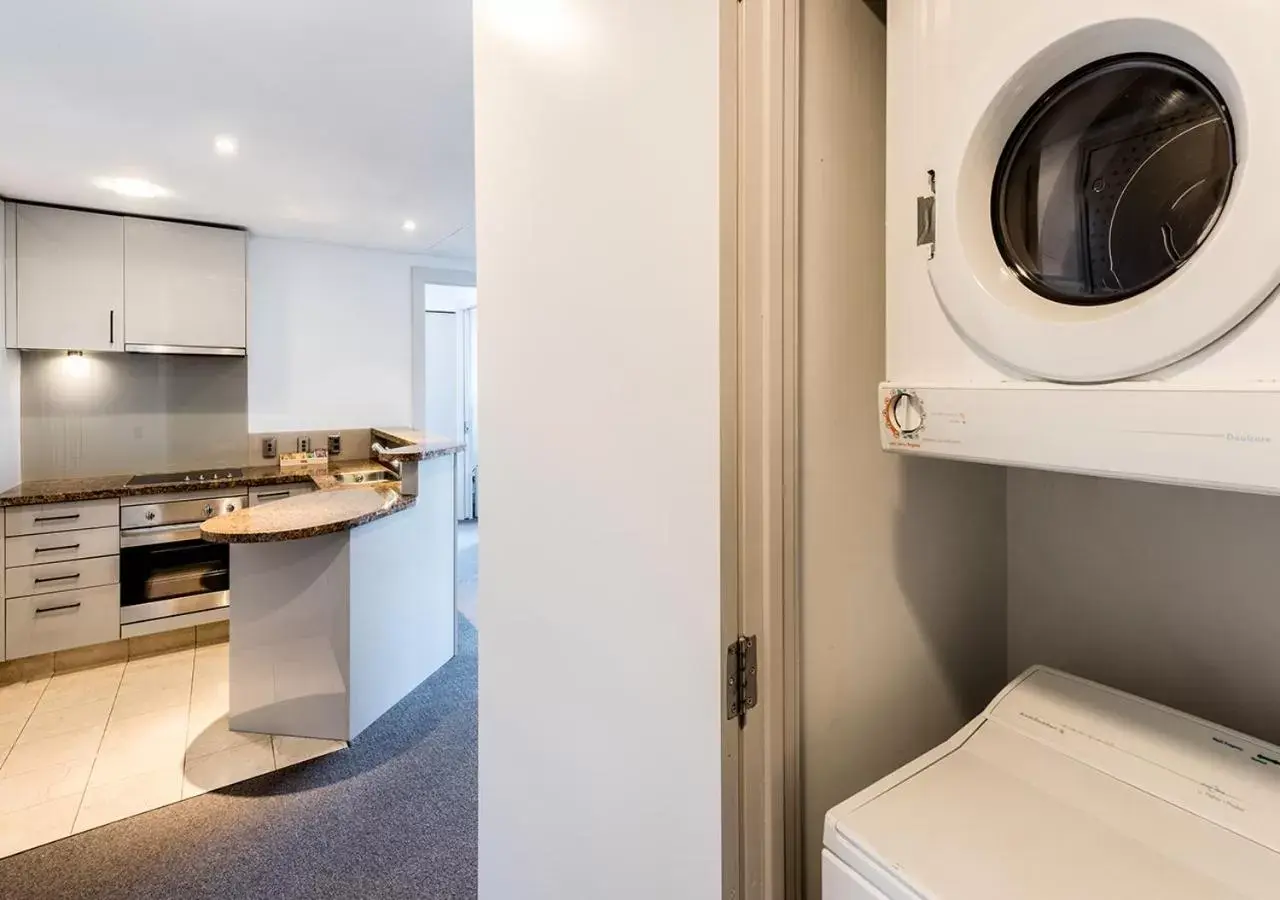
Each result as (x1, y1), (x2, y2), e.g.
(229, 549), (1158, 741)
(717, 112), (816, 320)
(121, 540), (230, 607)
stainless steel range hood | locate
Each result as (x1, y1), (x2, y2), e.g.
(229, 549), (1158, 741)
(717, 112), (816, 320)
(126, 344), (246, 357)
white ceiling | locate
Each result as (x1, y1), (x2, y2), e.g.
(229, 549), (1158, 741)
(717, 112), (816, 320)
(0, 1), (476, 261)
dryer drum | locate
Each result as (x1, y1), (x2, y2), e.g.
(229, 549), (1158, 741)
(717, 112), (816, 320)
(993, 53), (1236, 307)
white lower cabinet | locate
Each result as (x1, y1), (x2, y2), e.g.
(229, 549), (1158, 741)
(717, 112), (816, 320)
(5, 555), (120, 598)
(1, 499), (122, 660)
(6, 585), (120, 659)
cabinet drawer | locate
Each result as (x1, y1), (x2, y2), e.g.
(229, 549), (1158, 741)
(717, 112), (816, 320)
(5, 499), (120, 537)
(248, 484), (315, 506)
(5, 526), (120, 568)
(6, 585), (120, 660)
(6, 555), (119, 598)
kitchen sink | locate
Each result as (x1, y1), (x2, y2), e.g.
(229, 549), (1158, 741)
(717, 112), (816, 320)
(332, 469), (399, 484)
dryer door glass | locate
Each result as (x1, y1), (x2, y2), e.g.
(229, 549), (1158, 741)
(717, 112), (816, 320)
(994, 54), (1235, 306)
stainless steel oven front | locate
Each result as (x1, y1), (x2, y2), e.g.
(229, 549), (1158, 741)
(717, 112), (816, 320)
(119, 492), (245, 630)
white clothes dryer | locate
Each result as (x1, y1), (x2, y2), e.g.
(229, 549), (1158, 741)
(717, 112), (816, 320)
(822, 667), (1280, 900)
(881, 1), (1280, 493)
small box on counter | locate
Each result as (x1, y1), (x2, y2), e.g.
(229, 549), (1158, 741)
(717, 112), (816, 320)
(279, 449), (329, 475)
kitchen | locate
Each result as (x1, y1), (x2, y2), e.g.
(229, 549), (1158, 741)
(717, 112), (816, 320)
(0, 198), (465, 854)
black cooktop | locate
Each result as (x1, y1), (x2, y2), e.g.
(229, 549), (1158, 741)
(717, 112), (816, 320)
(126, 468), (245, 487)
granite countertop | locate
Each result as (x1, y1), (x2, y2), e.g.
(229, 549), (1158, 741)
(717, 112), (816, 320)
(371, 427), (465, 461)
(199, 481), (413, 544)
(0, 465), (320, 509)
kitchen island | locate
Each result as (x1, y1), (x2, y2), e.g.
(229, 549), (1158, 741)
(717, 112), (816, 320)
(201, 431), (462, 742)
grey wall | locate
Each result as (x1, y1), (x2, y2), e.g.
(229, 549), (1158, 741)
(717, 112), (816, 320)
(21, 351), (248, 480)
(798, 1), (1008, 895)
(1009, 468), (1280, 745)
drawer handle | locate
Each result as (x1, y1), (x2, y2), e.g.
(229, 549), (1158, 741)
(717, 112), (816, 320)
(34, 543), (81, 554)
(35, 601), (82, 615)
(32, 514), (81, 524)
(256, 491), (291, 500)
(34, 573), (81, 585)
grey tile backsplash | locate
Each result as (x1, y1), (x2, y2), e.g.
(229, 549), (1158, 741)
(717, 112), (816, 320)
(20, 351), (249, 480)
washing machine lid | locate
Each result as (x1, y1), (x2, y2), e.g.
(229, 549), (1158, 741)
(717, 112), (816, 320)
(925, 4), (1280, 382)
(829, 669), (1280, 899)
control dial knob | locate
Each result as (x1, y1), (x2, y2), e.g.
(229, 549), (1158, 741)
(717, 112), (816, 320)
(203, 505), (215, 517)
(890, 391), (924, 436)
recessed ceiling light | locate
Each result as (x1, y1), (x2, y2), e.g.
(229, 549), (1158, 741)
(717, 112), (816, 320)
(214, 135), (239, 157)
(402, 220), (417, 232)
(92, 176), (171, 199)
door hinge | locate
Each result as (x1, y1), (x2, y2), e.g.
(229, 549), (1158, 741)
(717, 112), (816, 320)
(916, 169), (936, 259)
(726, 635), (758, 725)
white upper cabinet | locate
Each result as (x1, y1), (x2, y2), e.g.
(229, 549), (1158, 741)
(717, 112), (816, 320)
(124, 218), (246, 352)
(9, 205), (124, 352)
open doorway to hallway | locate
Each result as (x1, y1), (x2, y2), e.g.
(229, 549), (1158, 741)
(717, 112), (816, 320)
(412, 267), (479, 630)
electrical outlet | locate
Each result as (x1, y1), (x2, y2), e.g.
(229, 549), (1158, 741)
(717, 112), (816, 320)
(298, 436), (312, 454)
(328, 434), (342, 456)
(262, 437), (277, 459)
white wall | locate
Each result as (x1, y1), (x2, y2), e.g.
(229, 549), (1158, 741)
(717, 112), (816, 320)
(475, 1), (723, 898)
(247, 236), (472, 432)
(1009, 469), (1280, 745)
(424, 283), (476, 312)
(800, 2), (1008, 895)
(0, 203), (19, 492)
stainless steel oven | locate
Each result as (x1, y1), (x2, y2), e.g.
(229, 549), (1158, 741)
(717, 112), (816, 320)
(119, 491), (245, 632)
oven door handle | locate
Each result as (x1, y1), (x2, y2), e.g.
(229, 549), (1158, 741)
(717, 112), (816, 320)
(120, 523), (205, 548)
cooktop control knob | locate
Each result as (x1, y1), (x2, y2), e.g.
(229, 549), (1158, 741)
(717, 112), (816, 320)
(891, 391), (924, 436)
(225, 502), (236, 513)
(203, 504), (215, 517)
(145, 510), (156, 521)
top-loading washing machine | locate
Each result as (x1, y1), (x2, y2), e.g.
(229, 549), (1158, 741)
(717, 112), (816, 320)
(822, 666), (1280, 899)
(880, 1), (1280, 493)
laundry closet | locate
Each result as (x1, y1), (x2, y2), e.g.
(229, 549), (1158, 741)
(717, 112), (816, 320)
(802, 0), (1280, 897)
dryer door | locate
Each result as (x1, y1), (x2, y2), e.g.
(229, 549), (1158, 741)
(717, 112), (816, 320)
(927, 5), (1280, 383)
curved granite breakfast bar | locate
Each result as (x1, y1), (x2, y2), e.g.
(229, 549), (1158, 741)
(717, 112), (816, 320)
(201, 485), (414, 543)
(202, 433), (463, 743)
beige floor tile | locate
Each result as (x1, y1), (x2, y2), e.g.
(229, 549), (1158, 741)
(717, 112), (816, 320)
(110, 680), (191, 719)
(0, 722), (22, 769)
(74, 766), (182, 834)
(38, 665), (123, 713)
(0, 725), (104, 777)
(0, 759), (92, 815)
(0, 679), (49, 720)
(18, 697), (114, 743)
(87, 735), (185, 789)
(190, 680), (229, 713)
(94, 711), (188, 780)
(185, 713), (270, 761)
(0, 794), (79, 859)
(119, 659), (192, 695)
(124, 647), (194, 673)
(272, 735), (347, 769)
(182, 740), (275, 798)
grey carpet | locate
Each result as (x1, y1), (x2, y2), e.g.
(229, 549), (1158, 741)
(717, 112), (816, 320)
(0, 618), (478, 900)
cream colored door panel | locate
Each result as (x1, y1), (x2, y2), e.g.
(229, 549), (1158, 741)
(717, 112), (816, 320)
(124, 218), (246, 351)
(6, 554), (119, 598)
(4, 526), (121, 567)
(13, 205), (124, 352)
(5, 585), (119, 659)
(5, 499), (120, 537)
